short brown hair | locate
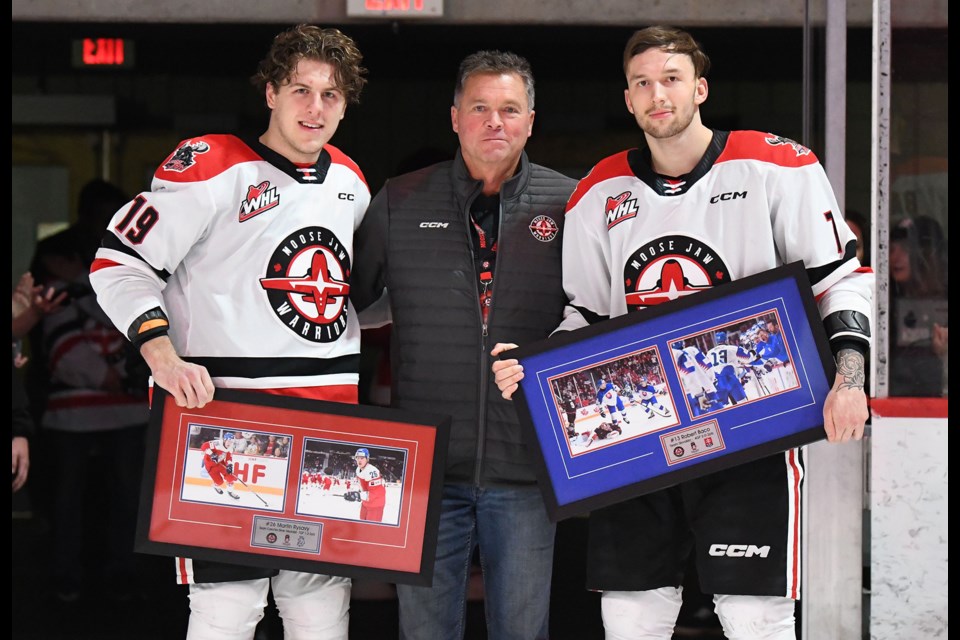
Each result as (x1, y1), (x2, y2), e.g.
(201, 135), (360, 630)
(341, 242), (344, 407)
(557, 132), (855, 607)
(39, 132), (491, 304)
(622, 26), (711, 79)
(454, 50), (535, 109)
(251, 24), (368, 104)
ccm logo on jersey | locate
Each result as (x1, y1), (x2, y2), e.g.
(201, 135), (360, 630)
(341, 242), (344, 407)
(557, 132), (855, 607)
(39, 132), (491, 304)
(420, 222), (449, 228)
(708, 544), (771, 558)
(709, 191), (747, 204)
(239, 181), (280, 222)
(338, 193), (355, 200)
(605, 191), (639, 229)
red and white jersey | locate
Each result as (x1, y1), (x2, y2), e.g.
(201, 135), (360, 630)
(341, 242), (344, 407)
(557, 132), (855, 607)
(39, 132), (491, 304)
(90, 134), (371, 394)
(558, 130), (872, 343)
(201, 439), (233, 465)
(38, 277), (149, 433)
(355, 463), (386, 508)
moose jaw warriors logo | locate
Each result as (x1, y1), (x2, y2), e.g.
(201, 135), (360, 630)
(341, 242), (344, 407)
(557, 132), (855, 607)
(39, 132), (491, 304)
(163, 140), (210, 172)
(529, 215), (559, 242)
(622, 235), (731, 311)
(261, 227), (351, 343)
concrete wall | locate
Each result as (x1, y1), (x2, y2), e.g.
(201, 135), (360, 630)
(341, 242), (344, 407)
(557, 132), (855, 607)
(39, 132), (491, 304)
(11, 0), (948, 28)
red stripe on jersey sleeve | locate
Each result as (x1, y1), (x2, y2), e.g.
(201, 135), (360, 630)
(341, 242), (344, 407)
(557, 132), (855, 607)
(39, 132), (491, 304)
(716, 130), (821, 168)
(325, 144), (368, 190)
(154, 134), (261, 183)
(566, 150), (634, 212)
(90, 257), (121, 273)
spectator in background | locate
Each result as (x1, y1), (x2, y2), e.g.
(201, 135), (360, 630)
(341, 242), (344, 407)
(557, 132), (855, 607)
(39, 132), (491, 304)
(26, 180), (151, 605)
(12, 272), (67, 496)
(12, 358), (32, 493)
(263, 434), (279, 456)
(889, 215), (948, 396)
(12, 271), (67, 343)
(245, 435), (263, 455)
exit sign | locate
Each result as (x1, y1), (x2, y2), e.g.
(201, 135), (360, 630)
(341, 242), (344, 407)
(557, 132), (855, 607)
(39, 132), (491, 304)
(346, 0), (443, 18)
(72, 38), (135, 68)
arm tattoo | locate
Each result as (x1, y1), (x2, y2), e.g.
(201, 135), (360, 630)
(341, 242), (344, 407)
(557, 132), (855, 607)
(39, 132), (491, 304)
(835, 349), (865, 390)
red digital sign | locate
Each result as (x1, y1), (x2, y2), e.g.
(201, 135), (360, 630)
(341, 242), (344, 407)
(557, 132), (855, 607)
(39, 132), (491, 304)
(72, 38), (135, 69)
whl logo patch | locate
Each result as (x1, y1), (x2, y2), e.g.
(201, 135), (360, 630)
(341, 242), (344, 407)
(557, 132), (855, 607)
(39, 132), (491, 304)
(605, 191), (638, 229)
(239, 181), (280, 222)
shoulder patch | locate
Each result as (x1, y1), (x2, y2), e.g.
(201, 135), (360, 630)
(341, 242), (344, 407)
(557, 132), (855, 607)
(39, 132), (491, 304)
(325, 144), (368, 191)
(156, 134), (261, 183)
(716, 130), (820, 168)
(566, 150), (634, 212)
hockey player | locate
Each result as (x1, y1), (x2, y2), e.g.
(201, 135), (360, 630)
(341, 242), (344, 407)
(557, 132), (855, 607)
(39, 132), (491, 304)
(88, 24), (369, 640)
(634, 376), (673, 419)
(595, 377), (631, 426)
(493, 25), (872, 639)
(707, 331), (762, 407)
(560, 389), (580, 438)
(671, 340), (719, 416)
(755, 322), (793, 392)
(201, 432), (240, 499)
(581, 420), (623, 448)
(348, 448), (386, 522)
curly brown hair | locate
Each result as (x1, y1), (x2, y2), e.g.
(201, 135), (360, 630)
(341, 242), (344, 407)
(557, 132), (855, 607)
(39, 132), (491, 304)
(250, 24), (368, 104)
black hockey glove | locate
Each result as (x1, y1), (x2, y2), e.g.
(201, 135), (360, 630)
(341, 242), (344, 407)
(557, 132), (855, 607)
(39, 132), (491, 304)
(343, 491), (362, 502)
(225, 463), (234, 475)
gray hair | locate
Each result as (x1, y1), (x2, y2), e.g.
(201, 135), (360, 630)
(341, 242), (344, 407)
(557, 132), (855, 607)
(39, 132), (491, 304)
(453, 50), (535, 110)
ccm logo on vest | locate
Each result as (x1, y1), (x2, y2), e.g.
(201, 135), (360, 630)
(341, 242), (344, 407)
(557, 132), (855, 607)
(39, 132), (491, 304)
(419, 222), (449, 228)
(708, 544), (770, 558)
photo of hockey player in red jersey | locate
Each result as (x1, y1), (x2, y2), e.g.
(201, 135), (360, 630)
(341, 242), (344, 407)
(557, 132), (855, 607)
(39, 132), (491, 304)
(181, 424), (287, 511)
(200, 431), (241, 500)
(352, 448), (386, 522)
(549, 346), (679, 455)
(295, 439), (405, 525)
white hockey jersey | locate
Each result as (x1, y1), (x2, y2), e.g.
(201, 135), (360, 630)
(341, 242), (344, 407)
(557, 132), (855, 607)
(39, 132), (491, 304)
(90, 134), (370, 393)
(557, 130), (873, 347)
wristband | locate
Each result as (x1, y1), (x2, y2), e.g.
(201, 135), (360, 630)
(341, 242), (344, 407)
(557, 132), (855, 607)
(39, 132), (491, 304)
(128, 307), (170, 348)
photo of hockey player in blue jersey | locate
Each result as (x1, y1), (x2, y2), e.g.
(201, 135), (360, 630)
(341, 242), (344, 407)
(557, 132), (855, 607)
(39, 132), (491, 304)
(549, 346), (679, 455)
(633, 376), (673, 419)
(670, 311), (801, 418)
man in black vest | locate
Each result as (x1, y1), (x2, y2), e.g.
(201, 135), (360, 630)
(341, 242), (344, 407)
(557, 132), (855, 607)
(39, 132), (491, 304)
(352, 50), (576, 639)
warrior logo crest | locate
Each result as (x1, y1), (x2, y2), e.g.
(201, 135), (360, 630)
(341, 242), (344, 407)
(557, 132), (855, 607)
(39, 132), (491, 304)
(261, 227), (351, 343)
(622, 235), (731, 311)
(529, 215), (559, 242)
